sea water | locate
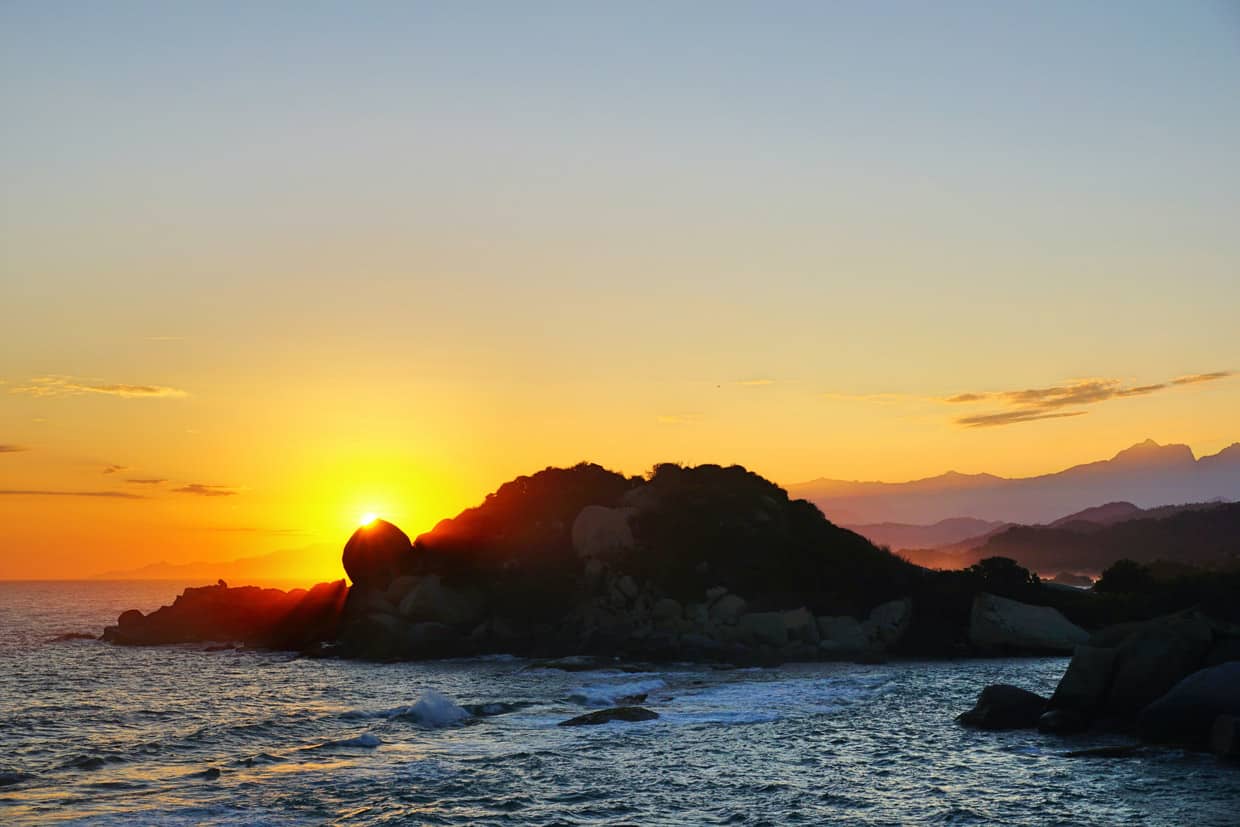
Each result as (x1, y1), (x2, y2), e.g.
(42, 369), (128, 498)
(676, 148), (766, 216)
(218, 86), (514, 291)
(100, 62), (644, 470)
(1, 581), (1236, 825)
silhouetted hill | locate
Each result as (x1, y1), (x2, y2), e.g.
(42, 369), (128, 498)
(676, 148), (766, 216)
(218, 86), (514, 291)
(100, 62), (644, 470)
(789, 439), (1240, 525)
(903, 502), (1240, 575)
(843, 517), (1008, 550)
(414, 462), (919, 619)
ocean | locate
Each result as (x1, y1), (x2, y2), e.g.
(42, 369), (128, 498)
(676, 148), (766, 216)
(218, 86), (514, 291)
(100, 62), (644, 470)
(1, 580), (1235, 825)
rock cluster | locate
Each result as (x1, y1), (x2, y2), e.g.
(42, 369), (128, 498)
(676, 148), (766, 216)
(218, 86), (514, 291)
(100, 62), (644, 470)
(102, 579), (347, 649)
(960, 608), (1240, 756)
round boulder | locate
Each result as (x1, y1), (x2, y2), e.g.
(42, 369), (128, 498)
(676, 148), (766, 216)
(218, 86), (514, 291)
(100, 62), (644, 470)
(958, 684), (1048, 730)
(1138, 662), (1240, 745)
(342, 520), (414, 590)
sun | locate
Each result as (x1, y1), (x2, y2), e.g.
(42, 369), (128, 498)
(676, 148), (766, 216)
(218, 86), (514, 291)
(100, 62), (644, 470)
(358, 512), (379, 527)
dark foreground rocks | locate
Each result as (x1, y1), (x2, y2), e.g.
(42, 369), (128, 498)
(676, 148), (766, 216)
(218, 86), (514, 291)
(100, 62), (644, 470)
(960, 608), (1240, 760)
(957, 684), (1047, 730)
(558, 707), (659, 726)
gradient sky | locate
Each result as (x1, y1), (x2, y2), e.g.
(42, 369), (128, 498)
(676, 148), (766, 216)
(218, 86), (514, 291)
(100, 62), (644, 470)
(3, 2), (1238, 579)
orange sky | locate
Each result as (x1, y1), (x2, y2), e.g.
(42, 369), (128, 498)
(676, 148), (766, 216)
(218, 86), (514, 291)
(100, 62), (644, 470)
(2, 4), (1238, 580)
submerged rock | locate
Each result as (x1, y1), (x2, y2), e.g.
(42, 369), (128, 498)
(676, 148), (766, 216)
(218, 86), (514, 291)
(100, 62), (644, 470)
(558, 706), (659, 726)
(957, 684), (1048, 730)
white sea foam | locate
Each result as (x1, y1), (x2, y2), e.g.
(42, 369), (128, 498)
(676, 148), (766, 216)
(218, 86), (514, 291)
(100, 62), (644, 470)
(341, 690), (471, 727)
(393, 690), (471, 727)
(567, 677), (667, 706)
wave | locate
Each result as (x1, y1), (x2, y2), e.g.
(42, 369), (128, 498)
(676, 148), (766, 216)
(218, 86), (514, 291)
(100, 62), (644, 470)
(312, 733), (381, 750)
(567, 677), (667, 707)
(341, 689), (470, 727)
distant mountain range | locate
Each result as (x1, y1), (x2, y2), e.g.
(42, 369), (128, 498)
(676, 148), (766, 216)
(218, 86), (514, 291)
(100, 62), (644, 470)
(92, 543), (337, 584)
(892, 500), (1235, 574)
(791, 439), (1240, 526)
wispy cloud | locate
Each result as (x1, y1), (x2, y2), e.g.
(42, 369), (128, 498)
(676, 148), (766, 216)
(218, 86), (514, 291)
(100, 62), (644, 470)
(0, 444), (28, 454)
(946, 371), (1233, 428)
(734, 379), (776, 387)
(1171, 371), (1233, 386)
(102, 464), (128, 475)
(10, 376), (188, 399)
(174, 483), (239, 496)
(126, 478), (167, 485)
(0, 489), (146, 499)
(954, 410), (1090, 428)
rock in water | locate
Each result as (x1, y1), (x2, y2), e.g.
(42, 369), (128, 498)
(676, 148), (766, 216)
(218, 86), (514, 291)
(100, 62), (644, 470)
(957, 684), (1048, 730)
(342, 519), (414, 590)
(1048, 645), (1117, 717)
(969, 593), (1088, 653)
(558, 706), (659, 726)
(1138, 662), (1240, 745)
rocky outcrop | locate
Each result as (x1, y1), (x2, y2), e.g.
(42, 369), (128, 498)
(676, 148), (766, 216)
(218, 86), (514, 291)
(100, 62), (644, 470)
(103, 580), (347, 649)
(341, 520), (414, 590)
(969, 593), (1088, 653)
(958, 685), (1048, 730)
(559, 706), (659, 726)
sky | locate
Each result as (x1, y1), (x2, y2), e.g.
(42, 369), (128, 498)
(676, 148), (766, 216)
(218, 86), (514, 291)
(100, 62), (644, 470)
(2, 2), (1238, 579)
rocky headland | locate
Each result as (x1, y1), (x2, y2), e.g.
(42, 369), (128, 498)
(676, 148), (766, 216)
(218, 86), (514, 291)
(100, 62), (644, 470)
(102, 463), (1240, 700)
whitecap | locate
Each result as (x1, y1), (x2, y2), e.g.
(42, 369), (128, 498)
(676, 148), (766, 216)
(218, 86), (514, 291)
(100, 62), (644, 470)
(314, 733), (381, 750)
(392, 690), (471, 727)
(341, 690), (471, 727)
(567, 677), (667, 707)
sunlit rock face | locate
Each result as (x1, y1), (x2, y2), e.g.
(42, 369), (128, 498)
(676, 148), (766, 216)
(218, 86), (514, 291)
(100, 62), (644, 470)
(342, 519), (414, 589)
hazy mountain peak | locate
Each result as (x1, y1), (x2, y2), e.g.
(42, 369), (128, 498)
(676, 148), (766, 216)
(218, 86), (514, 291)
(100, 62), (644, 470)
(1109, 439), (1195, 465)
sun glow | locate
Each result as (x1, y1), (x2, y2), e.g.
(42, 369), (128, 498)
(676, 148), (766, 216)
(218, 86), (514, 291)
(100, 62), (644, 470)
(359, 512), (378, 527)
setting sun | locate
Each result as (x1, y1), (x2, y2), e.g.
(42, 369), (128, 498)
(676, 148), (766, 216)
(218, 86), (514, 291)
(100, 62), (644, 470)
(359, 512), (378, 527)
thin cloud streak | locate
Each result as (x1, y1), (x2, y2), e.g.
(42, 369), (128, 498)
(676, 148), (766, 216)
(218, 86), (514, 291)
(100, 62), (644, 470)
(10, 376), (188, 399)
(0, 444), (28, 453)
(955, 410), (1090, 428)
(0, 489), (146, 499)
(102, 464), (128, 475)
(173, 484), (239, 496)
(1172, 371), (1233, 385)
(946, 371), (1233, 428)
(126, 478), (167, 485)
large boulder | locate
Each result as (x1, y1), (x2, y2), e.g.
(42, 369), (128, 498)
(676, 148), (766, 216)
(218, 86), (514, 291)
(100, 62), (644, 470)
(864, 598), (912, 649)
(969, 593), (1087, 653)
(782, 607), (818, 645)
(1048, 645), (1117, 716)
(1137, 662), (1240, 744)
(817, 616), (869, 653)
(1106, 612), (1213, 716)
(958, 684), (1048, 730)
(710, 594), (747, 625)
(571, 506), (637, 559)
(397, 575), (484, 627)
(342, 520), (414, 590)
(734, 612), (788, 648)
